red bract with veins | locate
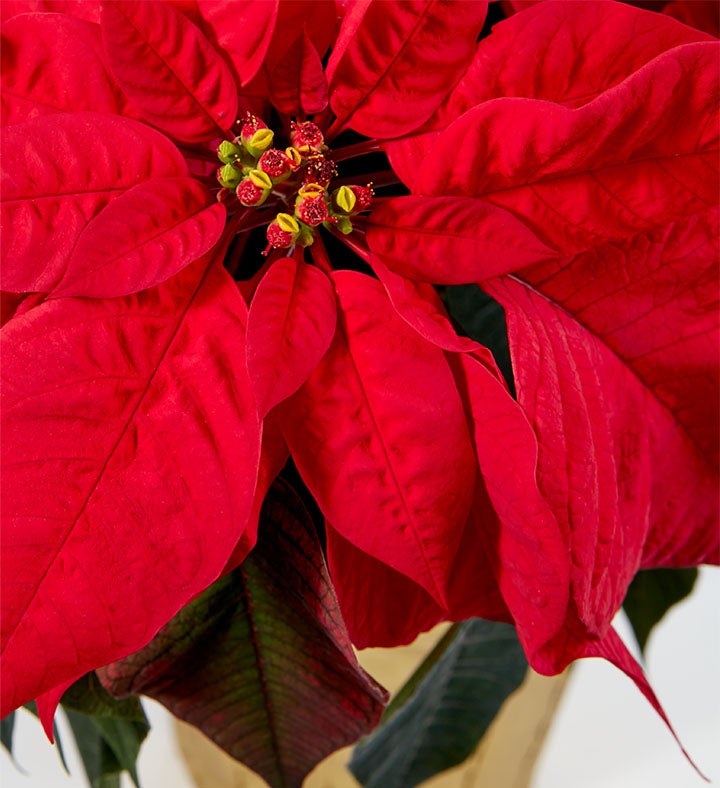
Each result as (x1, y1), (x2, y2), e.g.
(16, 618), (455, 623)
(0, 0), (717, 769)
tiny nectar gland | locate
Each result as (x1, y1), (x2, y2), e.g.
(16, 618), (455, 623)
(219, 114), (374, 255)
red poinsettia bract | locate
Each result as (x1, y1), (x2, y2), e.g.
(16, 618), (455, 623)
(1, 0), (717, 762)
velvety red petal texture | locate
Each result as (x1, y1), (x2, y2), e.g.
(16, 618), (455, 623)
(52, 177), (226, 299)
(326, 0), (488, 138)
(0, 259), (261, 715)
(280, 272), (476, 608)
(268, 29), (329, 117)
(367, 196), (557, 284)
(0, 13), (127, 126)
(246, 255), (337, 418)
(0, 113), (187, 294)
(413, 43), (718, 254)
(100, 0), (237, 143)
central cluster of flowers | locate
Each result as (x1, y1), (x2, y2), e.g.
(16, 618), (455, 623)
(216, 113), (373, 254)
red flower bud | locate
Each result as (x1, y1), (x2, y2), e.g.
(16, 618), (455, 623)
(258, 148), (296, 180)
(350, 184), (374, 212)
(290, 121), (324, 154)
(295, 184), (329, 226)
(302, 154), (337, 187)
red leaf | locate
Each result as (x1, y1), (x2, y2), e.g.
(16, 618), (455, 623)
(98, 479), (387, 788)
(367, 196), (557, 284)
(451, 351), (573, 667)
(0, 112), (187, 294)
(439, 1), (713, 120)
(369, 256), (480, 354)
(246, 255), (337, 418)
(222, 409), (289, 576)
(52, 177), (226, 299)
(100, 0), (238, 143)
(0, 258), (261, 716)
(414, 43), (719, 254)
(269, 29), (329, 117)
(0, 13), (127, 126)
(190, 0), (279, 87)
(0, 1), (100, 24)
(664, 0), (719, 37)
(327, 483), (512, 649)
(325, 524), (445, 648)
(279, 271), (476, 608)
(326, 0), (488, 138)
(478, 212), (719, 666)
(583, 628), (706, 779)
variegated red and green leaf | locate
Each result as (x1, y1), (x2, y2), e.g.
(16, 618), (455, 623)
(98, 479), (387, 788)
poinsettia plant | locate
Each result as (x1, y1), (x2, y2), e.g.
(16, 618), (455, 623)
(1, 0), (718, 785)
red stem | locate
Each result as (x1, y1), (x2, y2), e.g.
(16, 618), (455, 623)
(331, 138), (382, 162)
(333, 169), (400, 189)
(330, 227), (371, 263)
(310, 236), (334, 274)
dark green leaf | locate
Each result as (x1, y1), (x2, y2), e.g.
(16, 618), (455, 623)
(64, 708), (147, 788)
(61, 673), (147, 721)
(444, 284), (515, 395)
(350, 619), (527, 788)
(97, 479), (388, 788)
(0, 711), (15, 756)
(623, 567), (698, 654)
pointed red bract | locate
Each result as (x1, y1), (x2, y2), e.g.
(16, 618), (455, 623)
(1, 113), (187, 294)
(189, 0), (279, 87)
(53, 177), (226, 299)
(439, 1), (712, 119)
(326, 0), (488, 138)
(368, 196), (557, 284)
(280, 272), (476, 608)
(414, 43), (718, 254)
(269, 29), (329, 117)
(0, 258), (261, 716)
(452, 351), (573, 666)
(0, 13), (127, 126)
(326, 524), (445, 648)
(477, 210), (719, 667)
(246, 255), (337, 418)
(100, 0), (237, 143)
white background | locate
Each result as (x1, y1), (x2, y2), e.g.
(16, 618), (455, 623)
(2, 568), (718, 788)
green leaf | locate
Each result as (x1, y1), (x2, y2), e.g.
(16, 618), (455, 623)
(0, 711), (15, 756)
(349, 619), (527, 788)
(61, 673), (147, 721)
(444, 284), (515, 394)
(64, 708), (147, 788)
(97, 479), (388, 788)
(623, 567), (698, 654)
